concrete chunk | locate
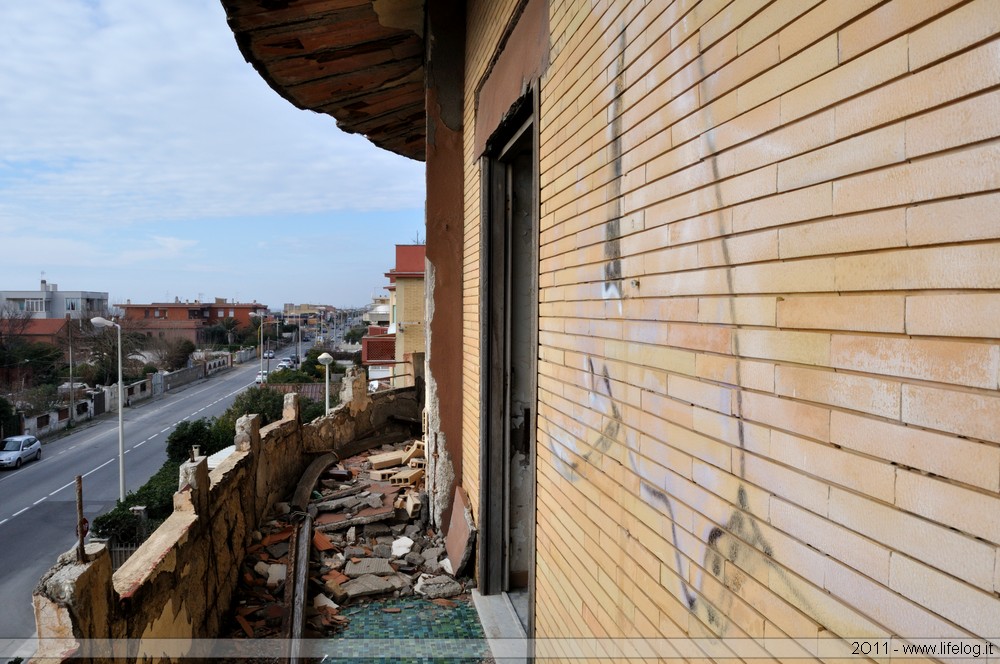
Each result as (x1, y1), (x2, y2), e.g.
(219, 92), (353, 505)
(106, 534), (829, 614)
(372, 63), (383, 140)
(413, 574), (462, 599)
(344, 558), (394, 578)
(266, 563), (287, 588)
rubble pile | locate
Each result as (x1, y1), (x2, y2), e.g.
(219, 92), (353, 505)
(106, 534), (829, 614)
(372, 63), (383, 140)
(224, 439), (472, 639)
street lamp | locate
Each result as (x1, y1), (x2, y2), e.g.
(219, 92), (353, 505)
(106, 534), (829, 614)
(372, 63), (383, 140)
(318, 352), (334, 415)
(91, 316), (126, 503)
(249, 312), (265, 378)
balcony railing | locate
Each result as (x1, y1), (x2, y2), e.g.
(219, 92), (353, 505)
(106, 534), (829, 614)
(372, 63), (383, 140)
(362, 334), (395, 364)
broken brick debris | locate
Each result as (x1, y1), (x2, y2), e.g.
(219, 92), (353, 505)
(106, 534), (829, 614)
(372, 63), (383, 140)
(222, 439), (475, 640)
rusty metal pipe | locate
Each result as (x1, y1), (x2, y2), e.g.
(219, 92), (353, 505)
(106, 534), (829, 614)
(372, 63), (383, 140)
(286, 512), (313, 663)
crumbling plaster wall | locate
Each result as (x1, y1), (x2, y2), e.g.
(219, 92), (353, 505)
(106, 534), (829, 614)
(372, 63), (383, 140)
(33, 373), (420, 663)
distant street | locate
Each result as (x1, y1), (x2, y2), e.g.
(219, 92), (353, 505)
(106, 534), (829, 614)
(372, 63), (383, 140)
(0, 355), (287, 659)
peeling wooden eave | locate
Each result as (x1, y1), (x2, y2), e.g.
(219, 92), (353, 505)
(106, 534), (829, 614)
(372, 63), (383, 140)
(220, 0), (426, 161)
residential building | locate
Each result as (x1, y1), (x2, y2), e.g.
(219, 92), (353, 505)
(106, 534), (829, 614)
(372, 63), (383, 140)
(387, 244), (426, 388)
(120, 297), (268, 344)
(363, 245), (427, 390)
(361, 295), (391, 327)
(225, 0), (1000, 655)
(0, 280), (107, 319)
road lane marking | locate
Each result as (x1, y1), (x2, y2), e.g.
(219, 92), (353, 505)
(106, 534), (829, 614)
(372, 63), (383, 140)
(50, 481), (75, 496)
(82, 459), (115, 479)
(1, 376), (257, 517)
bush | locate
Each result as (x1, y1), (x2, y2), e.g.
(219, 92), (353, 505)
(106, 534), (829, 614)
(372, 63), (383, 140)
(91, 460), (180, 540)
(165, 419), (215, 463)
(130, 460), (183, 521)
(92, 508), (143, 542)
(299, 396), (327, 423)
(268, 368), (315, 384)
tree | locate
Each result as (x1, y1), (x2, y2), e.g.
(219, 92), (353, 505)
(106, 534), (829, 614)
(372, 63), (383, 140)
(344, 326), (366, 344)
(163, 338), (196, 371)
(0, 306), (41, 393)
(0, 395), (19, 439)
(84, 315), (148, 385)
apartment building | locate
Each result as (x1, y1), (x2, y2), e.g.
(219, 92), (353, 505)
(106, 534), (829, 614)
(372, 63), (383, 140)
(221, 0), (1000, 655)
(0, 280), (107, 319)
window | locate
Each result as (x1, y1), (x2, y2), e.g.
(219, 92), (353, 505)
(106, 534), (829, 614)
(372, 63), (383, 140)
(65, 298), (81, 311)
(24, 299), (46, 313)
(154, 309), (160, 317)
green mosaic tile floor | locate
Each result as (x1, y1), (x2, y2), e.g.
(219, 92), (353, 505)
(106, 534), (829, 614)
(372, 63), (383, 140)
(315, 596), (492, 663)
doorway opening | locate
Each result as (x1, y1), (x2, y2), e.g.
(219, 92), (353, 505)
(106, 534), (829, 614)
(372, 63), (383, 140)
(479, 96), (538, 635)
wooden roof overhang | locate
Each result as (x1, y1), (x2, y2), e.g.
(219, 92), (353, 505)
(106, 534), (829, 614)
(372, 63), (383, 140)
(220, 0), (426, 161)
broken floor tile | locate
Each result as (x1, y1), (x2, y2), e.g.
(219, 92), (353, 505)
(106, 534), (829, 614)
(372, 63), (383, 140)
(342, 574), (394, 599)
(313, 531), (336, 552)
(313, 594), (339, 611)
(344, 558), (394, 578)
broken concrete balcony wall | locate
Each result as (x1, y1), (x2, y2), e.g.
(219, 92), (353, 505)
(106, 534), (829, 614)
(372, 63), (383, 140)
(33, 369), (421, 663)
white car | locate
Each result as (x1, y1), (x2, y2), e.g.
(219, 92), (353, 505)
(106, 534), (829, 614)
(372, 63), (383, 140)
(0, 435), (41, 469)
(255, 370), (268, 384)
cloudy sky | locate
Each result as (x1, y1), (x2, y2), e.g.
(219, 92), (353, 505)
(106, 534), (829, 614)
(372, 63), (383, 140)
(0, 1), (426, 311)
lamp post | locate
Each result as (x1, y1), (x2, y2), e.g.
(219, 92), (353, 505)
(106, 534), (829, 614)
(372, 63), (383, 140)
(91, 316), (126, 503)
(250, 311), (265, 378)
(318, 353), (334, 415)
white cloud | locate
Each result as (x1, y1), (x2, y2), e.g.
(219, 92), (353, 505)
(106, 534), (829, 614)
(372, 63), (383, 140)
(0, 0), (425, 232)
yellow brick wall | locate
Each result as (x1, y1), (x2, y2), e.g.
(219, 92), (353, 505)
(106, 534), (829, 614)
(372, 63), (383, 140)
(394, 277), (425, 385)
(462, 0), (525, 519)
(461, 0), (1000, 656)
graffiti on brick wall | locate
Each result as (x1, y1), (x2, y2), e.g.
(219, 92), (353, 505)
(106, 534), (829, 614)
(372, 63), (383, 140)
(540, 18), (815, 638)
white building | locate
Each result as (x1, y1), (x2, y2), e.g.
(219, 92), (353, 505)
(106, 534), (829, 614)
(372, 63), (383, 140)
(0, 279), (108, 319)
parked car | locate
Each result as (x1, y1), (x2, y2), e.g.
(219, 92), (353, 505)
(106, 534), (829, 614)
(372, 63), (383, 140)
(255, 370), (269, 384)
(264, 350), (275, 359)
(275, 360), (293, 371)
(0, 435), (41, 470)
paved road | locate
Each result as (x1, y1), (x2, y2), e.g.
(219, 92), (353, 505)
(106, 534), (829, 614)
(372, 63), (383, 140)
(0, 351), (293, 659)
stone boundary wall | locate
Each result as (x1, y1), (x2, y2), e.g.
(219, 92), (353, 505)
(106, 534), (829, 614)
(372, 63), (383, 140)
(162, 365), (205, 392)
(32, 368), (421, 662)
(204, 356), (230, 376)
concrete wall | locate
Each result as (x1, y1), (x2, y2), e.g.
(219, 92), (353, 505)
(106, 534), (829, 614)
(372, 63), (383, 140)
(21, 399), (94, 438)
(458, 0), (1000, 656)
(162, 365), (205, 392)
(33, 369), (421, 662)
